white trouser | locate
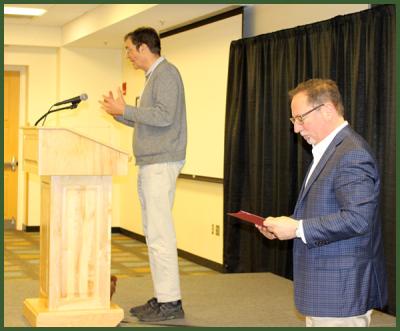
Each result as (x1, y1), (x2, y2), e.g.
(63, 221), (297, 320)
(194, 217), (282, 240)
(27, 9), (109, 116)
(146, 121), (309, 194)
(306, 309), (373, 327)
(137, 161), (184, 303)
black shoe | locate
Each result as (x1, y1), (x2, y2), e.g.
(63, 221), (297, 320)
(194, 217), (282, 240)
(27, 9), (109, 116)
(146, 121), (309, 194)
(129, 297), (159, 317)
(138, 300), (184, 322)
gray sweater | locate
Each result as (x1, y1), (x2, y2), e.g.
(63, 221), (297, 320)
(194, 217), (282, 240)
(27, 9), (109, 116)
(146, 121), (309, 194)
(115, 59), (187, 166)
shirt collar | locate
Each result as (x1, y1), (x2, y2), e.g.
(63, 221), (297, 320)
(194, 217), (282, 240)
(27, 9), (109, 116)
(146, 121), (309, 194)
(145, 56), (165, 78)
(312, 121), (348, 160)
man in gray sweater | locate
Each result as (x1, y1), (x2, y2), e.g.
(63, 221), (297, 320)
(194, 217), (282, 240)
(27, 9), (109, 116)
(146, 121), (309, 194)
(100, 27), (187, 322)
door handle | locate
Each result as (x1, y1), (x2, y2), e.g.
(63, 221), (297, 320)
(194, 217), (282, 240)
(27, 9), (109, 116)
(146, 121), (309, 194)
(4, 156), (18, 172)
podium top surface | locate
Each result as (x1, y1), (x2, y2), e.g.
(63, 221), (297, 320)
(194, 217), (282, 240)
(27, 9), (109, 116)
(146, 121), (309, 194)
(22, 126), (130, 156)
(22, 126), (130, 176)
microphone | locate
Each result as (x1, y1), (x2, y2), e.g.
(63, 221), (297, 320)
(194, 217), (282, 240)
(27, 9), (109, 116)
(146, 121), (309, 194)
(53, 93), (88, 106)
(34, 93), (88, 126)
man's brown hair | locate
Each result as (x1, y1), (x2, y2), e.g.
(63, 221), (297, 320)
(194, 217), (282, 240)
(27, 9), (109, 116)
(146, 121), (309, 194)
(125, 27), (161, 55)
(289, 79), (344, 116)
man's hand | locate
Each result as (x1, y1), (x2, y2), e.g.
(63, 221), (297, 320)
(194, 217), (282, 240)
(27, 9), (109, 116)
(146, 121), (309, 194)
(256, 224), (277, 240)
(99, 88), (126, 116)
(257, 216), (298, 240)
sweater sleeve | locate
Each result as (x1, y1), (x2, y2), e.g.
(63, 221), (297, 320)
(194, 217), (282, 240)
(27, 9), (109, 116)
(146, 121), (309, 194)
(114, 115), (135, 128)
(123, 68), (180, 127)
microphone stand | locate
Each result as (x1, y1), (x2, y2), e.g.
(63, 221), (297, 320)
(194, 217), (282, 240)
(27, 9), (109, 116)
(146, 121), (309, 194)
(34, 102), (79, 127)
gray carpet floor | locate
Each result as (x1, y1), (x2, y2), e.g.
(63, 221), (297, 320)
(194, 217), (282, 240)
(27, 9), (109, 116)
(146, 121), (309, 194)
(4, 272), (396, 327)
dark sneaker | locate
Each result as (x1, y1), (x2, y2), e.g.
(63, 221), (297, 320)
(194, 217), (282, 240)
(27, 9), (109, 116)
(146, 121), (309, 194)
(130, 297), (159, 317)
(138, 300), (185, 322)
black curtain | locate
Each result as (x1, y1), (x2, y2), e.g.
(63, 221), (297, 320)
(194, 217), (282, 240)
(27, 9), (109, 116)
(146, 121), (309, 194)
(223, 5), (395, 315)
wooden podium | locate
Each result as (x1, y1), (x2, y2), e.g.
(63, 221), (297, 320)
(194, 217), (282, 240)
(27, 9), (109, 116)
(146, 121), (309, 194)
(21, 127), (128, 327)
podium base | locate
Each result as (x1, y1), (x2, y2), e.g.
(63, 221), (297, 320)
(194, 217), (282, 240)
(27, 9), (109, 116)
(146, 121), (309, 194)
(23, 298), (124, 327)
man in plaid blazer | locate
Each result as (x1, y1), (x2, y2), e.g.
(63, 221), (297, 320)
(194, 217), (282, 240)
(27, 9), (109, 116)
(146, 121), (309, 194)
(257, 79), (387, 327)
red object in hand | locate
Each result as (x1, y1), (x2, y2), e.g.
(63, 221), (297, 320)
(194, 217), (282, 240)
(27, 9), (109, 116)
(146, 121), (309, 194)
(228, 210), (265, 226)
(122, 82), (127, 96)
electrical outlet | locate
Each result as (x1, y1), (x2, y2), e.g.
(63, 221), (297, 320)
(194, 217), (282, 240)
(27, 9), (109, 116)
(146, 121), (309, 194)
(211, 224), (214, 235)
(215, 225), (220, 236)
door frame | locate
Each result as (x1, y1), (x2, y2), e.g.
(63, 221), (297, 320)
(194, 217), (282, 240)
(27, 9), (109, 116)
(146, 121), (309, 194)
(5, 65), (27, 231)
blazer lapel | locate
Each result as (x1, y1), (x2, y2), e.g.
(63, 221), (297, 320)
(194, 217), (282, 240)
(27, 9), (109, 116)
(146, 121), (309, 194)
(293, 160), (314, 215)
(297, 161), (313, 199)
(295, 126), (350, 209)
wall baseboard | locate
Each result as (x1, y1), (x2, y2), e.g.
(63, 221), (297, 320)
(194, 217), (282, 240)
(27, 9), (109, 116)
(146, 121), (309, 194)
(116, 227), (225, 273)
(21, 226), (225, 273)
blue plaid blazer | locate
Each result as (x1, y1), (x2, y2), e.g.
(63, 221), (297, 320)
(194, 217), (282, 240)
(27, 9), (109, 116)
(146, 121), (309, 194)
(292, 125), (388, 317)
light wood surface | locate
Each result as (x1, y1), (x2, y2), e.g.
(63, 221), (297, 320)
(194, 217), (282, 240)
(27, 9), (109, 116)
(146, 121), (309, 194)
(23, 298), (123, 327)
(39, 177), (50, 300)
(39, 176), (112, 310)
(23, 127), (129, 176)
(22, 127), (127, 327)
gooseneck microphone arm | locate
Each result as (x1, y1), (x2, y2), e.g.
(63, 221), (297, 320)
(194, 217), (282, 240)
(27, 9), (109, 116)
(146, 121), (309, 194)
(34, 94), (88, 127)
(34, 104), (79, 126)
(34, 105), (54, 127)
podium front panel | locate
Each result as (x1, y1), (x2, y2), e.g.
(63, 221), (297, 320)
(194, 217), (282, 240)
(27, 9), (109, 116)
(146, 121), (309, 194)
(42, 176), (112, 311)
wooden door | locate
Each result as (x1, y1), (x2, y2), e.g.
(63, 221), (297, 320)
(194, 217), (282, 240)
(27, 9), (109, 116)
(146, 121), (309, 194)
(4, 71), (20, 222)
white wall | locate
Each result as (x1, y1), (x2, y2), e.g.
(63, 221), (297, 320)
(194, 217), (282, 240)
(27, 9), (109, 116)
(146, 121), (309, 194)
(174, 179), (223, 262)
(162, 14), (242, 179)
(244, 4), (369, 37)
(5, 24), (61, 47)
(5, 46), (58, 229)
(4, 45), (124, 228)
(4, 46), (58, 126)
(52, 47), (123, 144)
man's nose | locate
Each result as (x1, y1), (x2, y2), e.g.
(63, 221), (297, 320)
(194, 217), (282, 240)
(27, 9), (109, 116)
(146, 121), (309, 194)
(293, 122), (302, 133)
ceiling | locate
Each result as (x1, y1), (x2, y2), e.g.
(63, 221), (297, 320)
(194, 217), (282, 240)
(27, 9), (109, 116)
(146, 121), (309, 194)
(4, 4), (100, 27)
(4, 4), (241, 48)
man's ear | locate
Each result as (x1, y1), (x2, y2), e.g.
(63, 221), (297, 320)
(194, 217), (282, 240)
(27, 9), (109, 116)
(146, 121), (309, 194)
(139, 43), (149, 54)
(322, 102), (335, 119)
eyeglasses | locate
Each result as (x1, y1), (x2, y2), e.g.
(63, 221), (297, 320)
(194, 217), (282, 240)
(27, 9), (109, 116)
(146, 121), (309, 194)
(125, 47), (136, 55)
(289, 104), (324, 125)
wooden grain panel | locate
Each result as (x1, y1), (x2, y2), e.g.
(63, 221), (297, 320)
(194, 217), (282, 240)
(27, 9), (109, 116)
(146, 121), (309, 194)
(48, 176), (111, 311)
(39, 177), (50, 300)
